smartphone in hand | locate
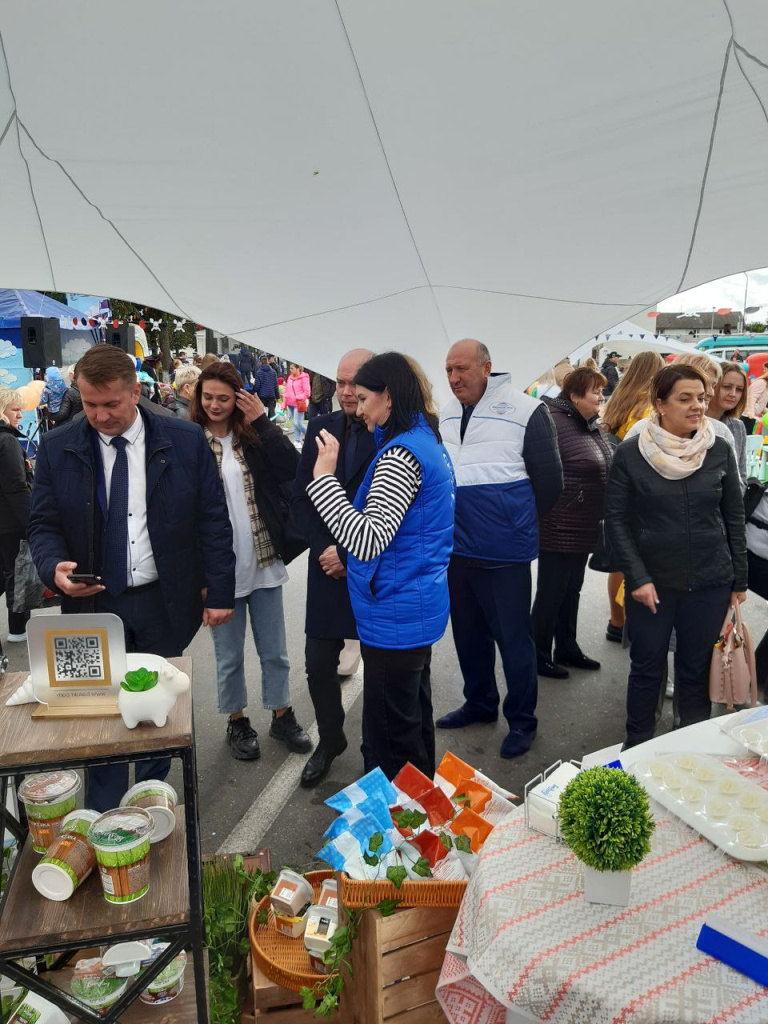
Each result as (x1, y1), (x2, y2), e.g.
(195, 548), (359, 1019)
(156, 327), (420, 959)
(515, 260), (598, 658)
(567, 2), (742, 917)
(67, 573), (101, 585)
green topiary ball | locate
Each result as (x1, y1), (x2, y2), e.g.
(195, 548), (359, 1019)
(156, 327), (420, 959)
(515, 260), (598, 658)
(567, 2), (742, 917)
(558, 766), (655, 872)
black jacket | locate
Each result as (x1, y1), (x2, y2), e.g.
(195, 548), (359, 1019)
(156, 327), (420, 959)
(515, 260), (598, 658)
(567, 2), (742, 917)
(605, 436), (747, 593)
(291, 412), (376, 638)
(237, 414), (302, 562)
(601, 360), (620, 396)
(0, 422), (32, 535)
(539, 397), (613, 553)
(51, 386), (82, 427)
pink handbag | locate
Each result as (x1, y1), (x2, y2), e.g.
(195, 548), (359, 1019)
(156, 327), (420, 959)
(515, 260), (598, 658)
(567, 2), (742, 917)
(709, 604), (757, 711)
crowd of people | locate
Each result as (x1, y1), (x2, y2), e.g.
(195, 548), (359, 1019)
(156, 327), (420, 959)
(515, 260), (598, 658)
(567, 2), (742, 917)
(0, 337), (761, 808)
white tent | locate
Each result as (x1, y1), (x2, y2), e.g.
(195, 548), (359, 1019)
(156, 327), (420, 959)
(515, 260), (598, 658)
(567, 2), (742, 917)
(1, 3), (767, 389)
(568, 322), (699, 364)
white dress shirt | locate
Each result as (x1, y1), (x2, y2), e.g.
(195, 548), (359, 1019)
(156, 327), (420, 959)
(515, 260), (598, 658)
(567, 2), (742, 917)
(98, 412), (159, 587)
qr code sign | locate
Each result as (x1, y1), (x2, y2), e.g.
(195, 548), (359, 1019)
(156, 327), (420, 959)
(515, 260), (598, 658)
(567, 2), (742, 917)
(52, 634), (105, 682)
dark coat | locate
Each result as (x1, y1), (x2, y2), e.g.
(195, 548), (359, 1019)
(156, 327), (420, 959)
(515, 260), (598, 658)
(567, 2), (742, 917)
(291, 411), (376, 638)
(605, 436), (747, 593)
(236, 414), (302, 562)
(601, 359), (620, 396)
(238, 350), (256, 375)
(252, 364), (280, 400)
(0, 422), (32, 535)
(28, 406), (235, 652)
(51, 386), (82, 427)
(539, 397), (613, 553)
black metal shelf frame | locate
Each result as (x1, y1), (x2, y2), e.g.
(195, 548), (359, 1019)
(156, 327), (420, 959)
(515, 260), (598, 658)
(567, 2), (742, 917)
(0, 744), (208, 1024)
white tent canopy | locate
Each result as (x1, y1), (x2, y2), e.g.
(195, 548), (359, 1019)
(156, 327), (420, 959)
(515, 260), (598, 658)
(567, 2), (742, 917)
(568, 322), (699, 364)
(1, 3), (767, 389)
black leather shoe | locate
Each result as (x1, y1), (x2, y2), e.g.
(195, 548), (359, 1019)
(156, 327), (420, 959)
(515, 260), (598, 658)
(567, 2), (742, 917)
(605, 622), (623, 643)
(555, 651), (601, 671)
(435, 705), (498, 729)
(269, 707), (313, 753)
(300, 737), (348, 788)
(227, 716), (261, 760)
(537, 659), (569, 679)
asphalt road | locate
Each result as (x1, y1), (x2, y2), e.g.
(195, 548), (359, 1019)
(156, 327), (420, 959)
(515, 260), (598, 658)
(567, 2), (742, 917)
(4, 561), (766, 874)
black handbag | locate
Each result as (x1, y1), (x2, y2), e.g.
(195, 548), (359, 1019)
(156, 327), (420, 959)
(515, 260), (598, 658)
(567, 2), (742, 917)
(744, 478), (766, 520)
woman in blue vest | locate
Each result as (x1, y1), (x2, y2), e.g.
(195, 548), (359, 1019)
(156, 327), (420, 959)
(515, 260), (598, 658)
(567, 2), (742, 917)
(307, 353), (455, 780)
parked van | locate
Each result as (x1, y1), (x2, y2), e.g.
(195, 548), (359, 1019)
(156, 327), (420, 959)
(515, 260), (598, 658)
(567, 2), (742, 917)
(695, 334), (768, 361)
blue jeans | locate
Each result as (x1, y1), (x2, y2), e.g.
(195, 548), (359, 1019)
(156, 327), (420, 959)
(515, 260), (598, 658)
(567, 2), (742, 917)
(211, 586), (291, 715)
(287, 405), (306, 442)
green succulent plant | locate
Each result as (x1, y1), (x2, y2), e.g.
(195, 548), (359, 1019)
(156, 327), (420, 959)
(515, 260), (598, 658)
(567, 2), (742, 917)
(558, 766), (654, 872)
(120, 668), (159, 692)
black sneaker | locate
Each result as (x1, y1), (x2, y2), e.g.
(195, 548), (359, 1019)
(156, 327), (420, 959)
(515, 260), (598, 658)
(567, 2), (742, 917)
(226, 716), (261, 760)
(269, 707), (313, 753)
(606, 622), (623, 643)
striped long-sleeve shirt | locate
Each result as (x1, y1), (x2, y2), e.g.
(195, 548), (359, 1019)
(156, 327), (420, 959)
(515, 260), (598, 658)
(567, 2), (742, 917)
(306, 447), (422, 561)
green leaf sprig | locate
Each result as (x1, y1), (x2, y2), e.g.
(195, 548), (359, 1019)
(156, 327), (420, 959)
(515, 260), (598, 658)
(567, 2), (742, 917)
(120, 667), (159, 692)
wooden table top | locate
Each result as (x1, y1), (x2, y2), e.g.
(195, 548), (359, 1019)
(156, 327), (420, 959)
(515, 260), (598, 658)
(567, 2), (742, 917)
(0, 806), (190, 953)
(0, 657), (193, 770)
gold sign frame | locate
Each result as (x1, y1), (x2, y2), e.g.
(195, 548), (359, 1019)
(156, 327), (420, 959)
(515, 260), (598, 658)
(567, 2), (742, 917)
(45, 626), (112, 689)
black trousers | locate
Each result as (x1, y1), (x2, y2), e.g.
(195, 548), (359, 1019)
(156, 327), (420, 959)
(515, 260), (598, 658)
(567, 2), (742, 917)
(360, 643), (434, 780)
(624, 584), (731, 747)
(532, 550), (589, 663)
(0, 531), (30, 636)
(747, 550), (768, 694)
(448, 559), (538, 738)
(87, 582), (181, 811)
(305, 636), (345, 747)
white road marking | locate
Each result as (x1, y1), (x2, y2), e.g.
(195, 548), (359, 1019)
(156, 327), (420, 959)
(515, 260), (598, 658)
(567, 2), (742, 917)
(217, 670), (364, 854)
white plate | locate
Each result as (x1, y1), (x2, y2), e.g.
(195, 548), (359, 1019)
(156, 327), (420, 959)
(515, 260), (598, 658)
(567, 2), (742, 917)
(630, 753), (768, 862)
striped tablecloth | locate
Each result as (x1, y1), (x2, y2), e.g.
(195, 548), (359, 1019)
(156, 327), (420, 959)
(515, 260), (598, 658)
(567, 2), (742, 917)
(437, 761), (768, 1024)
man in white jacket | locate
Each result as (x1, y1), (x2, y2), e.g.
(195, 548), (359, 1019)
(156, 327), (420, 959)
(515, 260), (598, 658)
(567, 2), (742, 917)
(437, 339), (563, 758)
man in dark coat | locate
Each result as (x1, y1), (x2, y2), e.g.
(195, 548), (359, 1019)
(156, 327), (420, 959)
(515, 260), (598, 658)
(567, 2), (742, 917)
(252, 356), (281, 418)
(237, 347), (256, 387)
(29, 345), (235, 810)
(291, 348), (375, 786)
(600, 352), (621, 397)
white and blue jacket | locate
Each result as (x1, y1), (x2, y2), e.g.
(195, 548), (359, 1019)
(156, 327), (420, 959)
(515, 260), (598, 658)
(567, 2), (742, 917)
(440, 373), (562, 563)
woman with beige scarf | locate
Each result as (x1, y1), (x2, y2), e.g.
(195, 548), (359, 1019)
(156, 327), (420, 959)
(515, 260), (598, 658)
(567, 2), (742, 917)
(605, 363), (747, 748)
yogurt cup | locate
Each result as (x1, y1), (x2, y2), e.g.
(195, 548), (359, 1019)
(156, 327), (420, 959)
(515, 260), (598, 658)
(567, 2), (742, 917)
(88, 808), (154, 905)
(70, 959), (128, 1018)
(0, 976), (26, 1022)
(138, 941), (187, 1004)
(18, 771), (81, 854)
(274, 910), (309, 938)
(119, 780), (177, 843)
(7, 990), (70, 1024)
(270, 869), (313, 918)
(318, 878), (338, 910)
(304, 904), (339, 974)
(32, 809), (100, 901)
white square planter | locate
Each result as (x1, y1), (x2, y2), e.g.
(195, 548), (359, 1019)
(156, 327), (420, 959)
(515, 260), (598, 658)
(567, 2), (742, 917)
(583, 865), (632, 907)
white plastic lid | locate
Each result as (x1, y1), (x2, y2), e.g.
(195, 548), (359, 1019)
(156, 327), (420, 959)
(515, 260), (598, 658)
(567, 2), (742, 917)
(18, 770), (80, 806)
(88, 807), (154, 851)
(31, 860), (76, 901)
(102, 941), (152, 978)
(119, 782), (177, 843)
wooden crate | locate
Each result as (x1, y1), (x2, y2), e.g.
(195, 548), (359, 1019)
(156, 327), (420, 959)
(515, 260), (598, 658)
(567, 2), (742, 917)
(341, 904), (457, 1024)
(247, 959), (317, 1022)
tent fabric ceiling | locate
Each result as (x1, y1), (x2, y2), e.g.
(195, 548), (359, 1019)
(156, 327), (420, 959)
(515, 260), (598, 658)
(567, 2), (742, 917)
(0, 2), (766, 390)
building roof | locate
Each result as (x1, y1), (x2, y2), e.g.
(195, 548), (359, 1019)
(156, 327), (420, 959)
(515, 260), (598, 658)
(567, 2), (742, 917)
(655, 311), (740, 332)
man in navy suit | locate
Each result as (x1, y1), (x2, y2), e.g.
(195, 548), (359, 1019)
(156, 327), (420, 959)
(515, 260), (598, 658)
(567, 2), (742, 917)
(291, 348), (375, 786)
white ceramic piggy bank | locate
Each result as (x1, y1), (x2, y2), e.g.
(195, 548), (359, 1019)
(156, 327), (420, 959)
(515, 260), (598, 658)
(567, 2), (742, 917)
(118, 655), (190, 729)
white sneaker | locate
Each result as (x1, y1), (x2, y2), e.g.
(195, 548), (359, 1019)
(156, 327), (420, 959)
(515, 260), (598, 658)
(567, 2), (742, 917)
(6, 633), (27, 643)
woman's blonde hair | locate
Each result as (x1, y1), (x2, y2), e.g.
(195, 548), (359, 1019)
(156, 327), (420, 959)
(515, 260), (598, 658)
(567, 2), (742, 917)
(600, 350), (664, 436)
(404, 355), (439, 420)
(715, 360), (749, 418)
(581, 357), (598, 371)
(674, 352), (722, 386)
(0, 388), (23, 424)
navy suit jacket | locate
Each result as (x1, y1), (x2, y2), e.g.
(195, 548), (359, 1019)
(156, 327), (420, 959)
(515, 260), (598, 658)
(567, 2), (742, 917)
(28, 406), (235, 653)
(291, 411), (375, 638)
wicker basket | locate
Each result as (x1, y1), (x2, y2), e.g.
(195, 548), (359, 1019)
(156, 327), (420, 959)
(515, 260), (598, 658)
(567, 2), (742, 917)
(338, 871), (466, 908)
(249, 869), (334, 994)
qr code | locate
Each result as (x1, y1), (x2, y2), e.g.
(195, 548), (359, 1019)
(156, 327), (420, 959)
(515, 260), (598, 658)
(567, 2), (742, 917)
(52, 634), (105, 682)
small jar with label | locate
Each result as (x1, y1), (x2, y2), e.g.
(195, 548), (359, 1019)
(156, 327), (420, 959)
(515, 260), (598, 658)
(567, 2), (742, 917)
(304, 904), (339, 974)
(18, 771), (81, 854)
(317, 878), (338, 911)
(32, 809), (100, 901)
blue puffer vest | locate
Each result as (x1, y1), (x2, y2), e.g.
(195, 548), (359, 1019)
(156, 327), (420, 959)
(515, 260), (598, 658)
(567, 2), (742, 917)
(347, 415), (455, 650)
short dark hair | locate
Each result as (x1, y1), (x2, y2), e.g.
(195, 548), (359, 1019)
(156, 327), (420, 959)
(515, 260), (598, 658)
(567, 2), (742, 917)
(560, 367), (607, 401)
(190, 361), (258, 446)
(650, 364), (709, 406)
(354, 352), (440, 443)
(259, 355), (268, 364)
(74, 344), (136, 390)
